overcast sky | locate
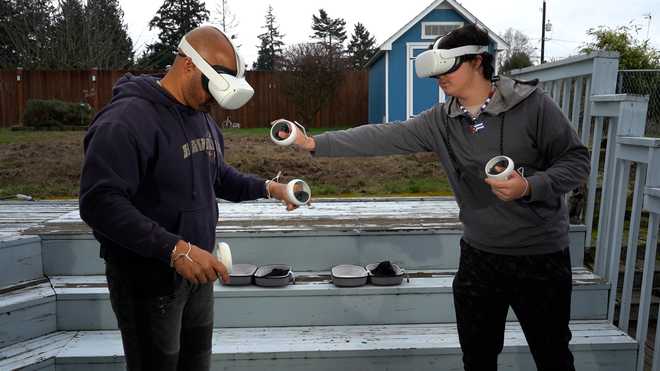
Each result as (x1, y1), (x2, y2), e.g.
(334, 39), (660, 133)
(118, 0), (659, 66)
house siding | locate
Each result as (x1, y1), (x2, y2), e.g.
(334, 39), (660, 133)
(368, 55), (386, 123)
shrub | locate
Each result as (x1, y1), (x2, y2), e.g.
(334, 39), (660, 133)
(23, 99), (94, 130)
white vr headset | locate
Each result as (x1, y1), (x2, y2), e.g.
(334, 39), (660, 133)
(415, 37), (489, 78)
(178, 30), (254, 110)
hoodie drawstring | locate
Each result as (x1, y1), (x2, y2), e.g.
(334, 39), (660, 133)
(203, 114), (219, 183)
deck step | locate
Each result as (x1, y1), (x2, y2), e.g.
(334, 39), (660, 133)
(0, 236), (43, 289)
(50, 269), (608, 330)
(0, 281), (56, 348)
(37, 200), (587, 276)
(0, 321), (637, 371)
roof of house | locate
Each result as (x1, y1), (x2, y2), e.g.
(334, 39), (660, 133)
(366, 0), (509, 68)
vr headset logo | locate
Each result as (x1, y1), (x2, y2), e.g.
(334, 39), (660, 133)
(178, 30), (254, 110)
(415, 37), (489, 79)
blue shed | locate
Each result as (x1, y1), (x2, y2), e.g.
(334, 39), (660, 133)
(366, 0), (508, 123)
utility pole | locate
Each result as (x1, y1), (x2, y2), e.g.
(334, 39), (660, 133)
(541, 0), (547, 63)
(643, 13), (652, 40)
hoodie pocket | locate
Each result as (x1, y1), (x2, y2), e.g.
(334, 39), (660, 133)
(521, 197), (561, 223)
(177, 205), (215, 251)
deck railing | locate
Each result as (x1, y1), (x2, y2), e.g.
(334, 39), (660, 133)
(510, 51), (620, 249)
(512, 52), (660, 371)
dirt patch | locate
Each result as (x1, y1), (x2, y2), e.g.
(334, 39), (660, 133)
(0, 130), (449, 199)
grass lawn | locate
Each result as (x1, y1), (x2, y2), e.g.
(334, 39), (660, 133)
(0, 128), (452, 200)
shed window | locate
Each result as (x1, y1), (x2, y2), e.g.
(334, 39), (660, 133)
(421, 22), (463, 39)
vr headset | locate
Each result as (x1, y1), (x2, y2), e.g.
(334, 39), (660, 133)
(177, 30), (254, 110)
(415, 37), (489, 78)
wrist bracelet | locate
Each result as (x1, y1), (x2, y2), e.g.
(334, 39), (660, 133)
(265, 171), (282, 199)
(170, 241), (193, 267)
(520, 176), (530, 199)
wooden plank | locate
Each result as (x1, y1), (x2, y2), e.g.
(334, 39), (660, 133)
(619, 165), (647, 332)
(0, 331), (75, 370)
(571, 76), (584, 133)
(0, 237), (43, 288)
(636, 213), (660, 371)
(0, 282), (56, 348)
(0, 321), (636, 371)
(607, 160), (631, 322)
(562, 78), (571, 118)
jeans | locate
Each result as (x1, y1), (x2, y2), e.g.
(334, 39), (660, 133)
(105, 259), (214, 371)
(452, 239), (576, 371)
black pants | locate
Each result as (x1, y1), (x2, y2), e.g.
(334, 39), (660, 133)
(105, 259), (214, 371)
(452, 240), (576, 371)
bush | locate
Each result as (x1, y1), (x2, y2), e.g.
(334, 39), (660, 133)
(23, 99), (94, 130)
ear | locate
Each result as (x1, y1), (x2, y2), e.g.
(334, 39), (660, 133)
(472, 55), (483, 69)
(185, 58), (195, 72)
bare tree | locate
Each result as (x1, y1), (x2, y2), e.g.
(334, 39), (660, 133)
(499, 28), (535, 68)
(213, 0), (238, 39)
(279, 43), (347, 126)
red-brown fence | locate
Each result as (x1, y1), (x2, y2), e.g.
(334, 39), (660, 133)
(0, 69), (368, 128)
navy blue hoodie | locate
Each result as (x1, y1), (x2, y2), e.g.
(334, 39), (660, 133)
(80, 74), (266, 268)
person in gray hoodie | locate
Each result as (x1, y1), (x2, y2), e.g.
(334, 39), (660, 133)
(278, 24), (588, 371)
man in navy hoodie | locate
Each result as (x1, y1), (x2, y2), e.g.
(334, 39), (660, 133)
(79, 26), (296, 371)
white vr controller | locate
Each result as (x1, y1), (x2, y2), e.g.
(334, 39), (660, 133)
(214, 242), (232, 274)
(485, 155), (514, 181)
(269, 119), (307, 146)
(286, 179), (312, 206)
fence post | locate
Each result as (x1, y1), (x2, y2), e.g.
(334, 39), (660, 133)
(16, 67), (24, 126)
(90, 67), (99, 111)
(592, 95), (649, 278)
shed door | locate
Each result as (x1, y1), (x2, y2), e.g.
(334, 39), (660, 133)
(407, 44), (445, 118)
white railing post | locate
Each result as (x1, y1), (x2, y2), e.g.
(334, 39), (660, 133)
(591, 95), (649, 278)
(638, 182), (660, 371)
(605, 137), (660, 371)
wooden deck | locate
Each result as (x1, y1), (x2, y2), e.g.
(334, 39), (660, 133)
(23, 197), (462, 235)
(0, 198), (640, 370)
(0, 321), (637, 371)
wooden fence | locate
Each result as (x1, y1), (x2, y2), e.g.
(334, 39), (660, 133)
(0, 69), (368, 128)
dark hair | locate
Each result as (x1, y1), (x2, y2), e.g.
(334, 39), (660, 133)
(435, 24), (495, 80)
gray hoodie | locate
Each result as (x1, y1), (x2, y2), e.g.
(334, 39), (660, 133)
(313, 76), (590, 255)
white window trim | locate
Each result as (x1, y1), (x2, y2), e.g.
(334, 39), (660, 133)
(385, 52), (389, 122)
(406, 42), (445, 119)
(420, 21), (464, 39)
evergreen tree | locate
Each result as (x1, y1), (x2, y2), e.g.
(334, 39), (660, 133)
(347, 22), (376, 70)
(51, 0), (87, 69)
(84, 0), (133, 68)
(139, 0), (209, 69)
(0, 0), (57, 68)
(0, 1), (20, 67)
(1, 0), (132, 69)
(499, 51), (533, 75)
(311, 9), (346, 52)
(253, 5), (284, 71)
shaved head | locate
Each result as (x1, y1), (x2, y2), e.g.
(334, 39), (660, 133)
(184, 26), (237, 73)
